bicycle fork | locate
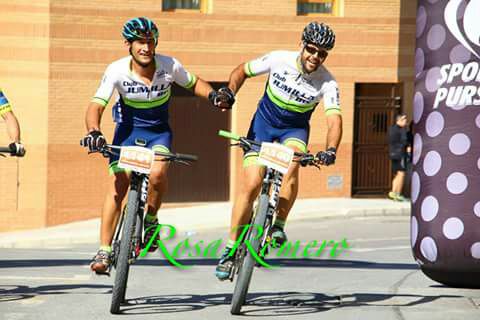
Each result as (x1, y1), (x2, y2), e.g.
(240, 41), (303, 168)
(259, 170), (284, 256)
(123, 173), (149, 263)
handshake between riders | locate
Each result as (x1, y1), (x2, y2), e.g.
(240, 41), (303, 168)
(80, 17), (342, 289)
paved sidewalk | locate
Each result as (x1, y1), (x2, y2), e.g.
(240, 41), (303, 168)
(0, 198), (410, 249)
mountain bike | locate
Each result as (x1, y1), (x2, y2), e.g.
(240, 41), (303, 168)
(85, 141), (197, 314)
(218, 130), (321, 315)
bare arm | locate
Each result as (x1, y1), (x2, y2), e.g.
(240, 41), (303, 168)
(228, 63), (249, 94)
(192, 77), (215, 99)
(85, 102), (106, 132)
(326, 114), (342, 150)
(2, 111), (21, 142)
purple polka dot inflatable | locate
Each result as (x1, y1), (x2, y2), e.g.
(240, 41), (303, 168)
(413, 0), (480, 288)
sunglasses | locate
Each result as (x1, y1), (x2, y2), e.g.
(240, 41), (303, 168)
(304, 45), (328, 59)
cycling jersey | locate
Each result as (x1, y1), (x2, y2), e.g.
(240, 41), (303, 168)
(244, 50), (341, 128)
(92, 54), (197, 127)
(0, 88), (12, 116)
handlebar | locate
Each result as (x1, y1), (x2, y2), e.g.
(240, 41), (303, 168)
(218, 130), (321, 167)
(0, 146), (23, 157)
(83, 144), (198, 163)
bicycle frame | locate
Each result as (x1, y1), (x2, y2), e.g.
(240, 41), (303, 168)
(111, 171), (149, 268)
(230, 167), (283, 279)
(218, 130), (320, 314)
(82, 142), (198, 314)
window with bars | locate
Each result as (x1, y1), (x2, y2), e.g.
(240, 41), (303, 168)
(162, 0), (202, 11)
(297, 0), (339, 16)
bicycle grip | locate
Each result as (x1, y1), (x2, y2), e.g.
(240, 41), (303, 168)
(176, 153), (198, 162)
(218, 130), (240, 141)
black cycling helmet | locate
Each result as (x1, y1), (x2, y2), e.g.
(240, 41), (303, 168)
(122, 17), (159, 45)
(302, 22), (335, 51)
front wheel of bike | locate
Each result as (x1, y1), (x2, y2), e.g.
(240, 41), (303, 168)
(110, 188), (140, 314)
(230, 193), (269, 315)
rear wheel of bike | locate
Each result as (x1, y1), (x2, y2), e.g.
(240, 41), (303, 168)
(230, 193), (269, 315)
(110, 188), (139, 314)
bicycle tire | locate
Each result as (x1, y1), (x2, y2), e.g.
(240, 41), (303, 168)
(230, 193), (270, 315)
(110, 188), (140, 314)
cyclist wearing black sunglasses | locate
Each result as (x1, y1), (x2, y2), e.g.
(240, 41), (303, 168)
(215, 22), (342, 280)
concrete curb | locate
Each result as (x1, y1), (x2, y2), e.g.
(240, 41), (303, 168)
(0, 198), (410, 249)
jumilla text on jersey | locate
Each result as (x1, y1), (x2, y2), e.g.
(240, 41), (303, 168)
(272, 73), (315, 104)
(122, 81), (170, 94)
(139, 223), (349, 269)
(433, 61), (480, 109)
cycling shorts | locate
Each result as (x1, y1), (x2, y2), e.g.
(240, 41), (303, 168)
(244, 112), (309, 167)
(109, 124), (172, 175)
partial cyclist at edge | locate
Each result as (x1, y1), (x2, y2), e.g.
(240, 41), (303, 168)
(215, 21), (343, 280)
(81, 17), (232, 274)
(0, 88), (25, 157)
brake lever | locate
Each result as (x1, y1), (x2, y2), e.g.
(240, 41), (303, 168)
(174, 159), (191, 166)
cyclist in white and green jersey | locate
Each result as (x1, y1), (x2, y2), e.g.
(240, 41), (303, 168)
(0, 88), (25, 156)
(81, 17), (231, 274)
(215, 22), (343, 280)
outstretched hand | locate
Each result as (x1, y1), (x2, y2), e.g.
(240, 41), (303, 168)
(208, 87), (235, 111)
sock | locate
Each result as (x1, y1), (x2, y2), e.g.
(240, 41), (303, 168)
(274, 218), (286, 230)
(145, 213), (157, 223)
(99, 245), (112, 254)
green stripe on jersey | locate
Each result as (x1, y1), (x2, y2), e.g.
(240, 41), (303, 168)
(182, 74), (197, 89)
(325, 108), (342, 116)
(92, 97), (109, 107)
(244, 62), (256, 77)
(123, 89), (171, 109)
(266, 85), (317, 113)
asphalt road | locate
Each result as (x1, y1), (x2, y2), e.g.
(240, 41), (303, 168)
(1, 216), (479, 319)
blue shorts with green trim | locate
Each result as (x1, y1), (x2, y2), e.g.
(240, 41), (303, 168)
(245, 112), (309, 166)
(109, 124), (172, 174)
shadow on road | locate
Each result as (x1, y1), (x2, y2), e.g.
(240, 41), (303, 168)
(0, 284), (111, 303)
(119, 291), (462, 316)
(0, 258), (419, 270)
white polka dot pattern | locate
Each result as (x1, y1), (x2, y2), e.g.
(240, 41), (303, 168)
(420, 237), (438, 262)
(474, 202), (480, 218)
(427, 24), (446, 50)
(471, 243), (480, 259)
(413, 133), (422, 165)
(411, 216), (419, 248)
(421, 196), (439, 222)
(411, 172), (421, 203)
(425, 67), (442, 93)
(423, 151), (442, 176)
(413, 92), (424, 124)
(446, 172), (468, 195)
(413, 1), (480, 286)
(449, 134), (470, 155)
(425, 112), (444, 137)
(442, 218), (464, 240)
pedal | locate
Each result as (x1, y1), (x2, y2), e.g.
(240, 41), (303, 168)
(94, 270), (111, 277)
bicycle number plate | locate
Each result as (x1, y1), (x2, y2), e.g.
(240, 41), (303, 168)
(118, 146), (154, 174)
(258, 142), (294, 174)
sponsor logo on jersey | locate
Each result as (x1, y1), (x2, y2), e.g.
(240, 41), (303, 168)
(271, 73), (315, 104)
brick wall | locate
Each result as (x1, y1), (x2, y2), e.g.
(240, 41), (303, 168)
(0, 0), (50, 231)
(0, 0), (416, 230)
